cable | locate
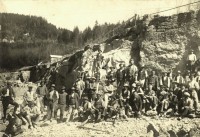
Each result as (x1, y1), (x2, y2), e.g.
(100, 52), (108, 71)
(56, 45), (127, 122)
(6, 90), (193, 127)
(94, 0), (200, 44)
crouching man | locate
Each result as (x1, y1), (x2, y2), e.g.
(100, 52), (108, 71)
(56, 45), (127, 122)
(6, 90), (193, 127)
(180, 92), (194, 118)
(144, 82), (158, 113)
(92, 93), (104, 122)
(22, 102), (41, 129)
(79, 97), (93, 122)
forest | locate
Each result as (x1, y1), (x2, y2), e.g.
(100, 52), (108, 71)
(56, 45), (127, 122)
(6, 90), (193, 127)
(0, 13), (130, 71)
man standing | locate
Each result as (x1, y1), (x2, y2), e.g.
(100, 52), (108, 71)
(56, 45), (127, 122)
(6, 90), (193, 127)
(128, 59), (138, 84)
(174, 71), (185, 85)
(22, 83), (37, 107)
(74, 76), (85, 98)
(46, 84), (59, 122)
(187, 50), (197, 72)
(66, 87), (79, 122)
(1, 82), (19, 122)
(54, 86), (67, 122)
(144, 71), (159, 93)
(36, 80), (48, 113)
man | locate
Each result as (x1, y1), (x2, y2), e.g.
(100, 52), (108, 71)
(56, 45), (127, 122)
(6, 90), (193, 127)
(46, 84), (59, 121)
(187, 50), (197, 72)
(116, 63), (126, 89)
(22, 83), (37, 107)
(121, 83), (131, 116)
(138, 64), (148, 87)
(95, 49), (104, 71)
(1, 82), (19, 123)
(106, 66), (116, 81)
(36, 80), (48, 113)
(66, 87), (79, 122)
(74, 76), (85, 98)
(174, 71), (185, 85)
(144, 71), (159, 93)
(93, 93), (104, 122)
(181, 92), (194, 118)
(88, 77), (97, 102)
(54, 86), (67, 122)
(160, 71), (171, 88)
(131, 91), (143, 117)
(165, 89), (178, 116)
(127, 59), (138, 84)
(103, 80), (115, 109)
(79, 97), (93, 122)
(23, 102), (41, 129)
(144, 82), (158, 112)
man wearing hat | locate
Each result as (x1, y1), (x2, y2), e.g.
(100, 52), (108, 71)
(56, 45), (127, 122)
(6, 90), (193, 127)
(1, 82), (19, 123)
(93, 93), (104, 122)
(66, 87), (79, 122)
(174, 71), (185, 84)
(181, 92), (194, 117)
(36, 80), (49, 113)
(79, 96), (93, 122)
(54, 86), (67, 122)
(46, 84), (59, 121)
(22, 83), (37, 108)
(116, 63), (126, 88)
(160, 71), (172, 89)
(74, 75), (85, 98)
(23, 101), (41, 129)
(144, 82), (158, 112)
(144, 70), (159, 92)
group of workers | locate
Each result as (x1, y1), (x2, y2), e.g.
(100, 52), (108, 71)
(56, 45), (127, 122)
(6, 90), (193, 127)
(0, 47), (199, 136)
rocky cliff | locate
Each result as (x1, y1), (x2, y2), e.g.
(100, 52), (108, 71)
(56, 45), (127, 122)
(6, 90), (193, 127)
(49, 10), (200, 89)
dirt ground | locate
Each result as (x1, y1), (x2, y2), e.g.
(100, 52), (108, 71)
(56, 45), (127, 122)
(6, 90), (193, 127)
(1, 85), (200, 137)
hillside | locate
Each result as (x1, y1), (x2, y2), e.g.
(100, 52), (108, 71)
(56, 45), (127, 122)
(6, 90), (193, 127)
(0, 13), (123, 71)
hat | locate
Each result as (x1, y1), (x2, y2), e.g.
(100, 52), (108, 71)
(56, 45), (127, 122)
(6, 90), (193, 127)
(178, 70), (181, 73)
(132, 83), (136, 88)
(51, 84), (56, 87)
(184, 92), (190, 97)
(136, 83), (141, 86)
(83, 96), (88, 100)
(28, 82), (33, 88)
(71, 87), (75, 90)
(91, 77), (96, 80)
(124, 83), (129, 87)
(160, 91), (167, 96)
(61, 86), (66, 90)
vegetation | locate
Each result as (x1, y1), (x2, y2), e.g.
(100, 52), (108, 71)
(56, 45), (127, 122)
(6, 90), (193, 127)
(0, 13), (125, 71)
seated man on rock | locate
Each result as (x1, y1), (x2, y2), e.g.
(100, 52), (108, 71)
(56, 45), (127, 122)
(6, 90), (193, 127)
(18, 101), (41, 129)
(144, 82), (158, 113)
(92, 93), (104, 123)
(180, 92), (194, 119)
(79, 96), (93, 122)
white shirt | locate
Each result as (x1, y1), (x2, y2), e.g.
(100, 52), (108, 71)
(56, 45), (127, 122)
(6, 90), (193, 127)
(188, 54), (196, 61)
(49, 90), (59, 99)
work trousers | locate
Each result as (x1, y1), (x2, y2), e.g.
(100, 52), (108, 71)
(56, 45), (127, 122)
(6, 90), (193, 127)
(54, 104), (66, 121)
(2, 96), (19, 120)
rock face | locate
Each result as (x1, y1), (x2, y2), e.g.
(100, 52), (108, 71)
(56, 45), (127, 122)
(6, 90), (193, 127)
(47, 10), (200, 90)
(140, 11), (200, 73)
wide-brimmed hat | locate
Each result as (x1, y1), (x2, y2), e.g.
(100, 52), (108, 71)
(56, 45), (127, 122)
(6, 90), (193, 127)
(28, 82), (33, 88)
(132, 83), (136, 88)
(124, 83), (129, 87)
(184, 92), (190, 97)
(136, 83), (141, 86)
(61, 86), (66, 90)
(71, 87), (76, 90)
(51, 84), (56, 87)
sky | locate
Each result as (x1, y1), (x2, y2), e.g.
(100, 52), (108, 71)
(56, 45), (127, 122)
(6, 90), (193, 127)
(0, 0), (199, 31)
